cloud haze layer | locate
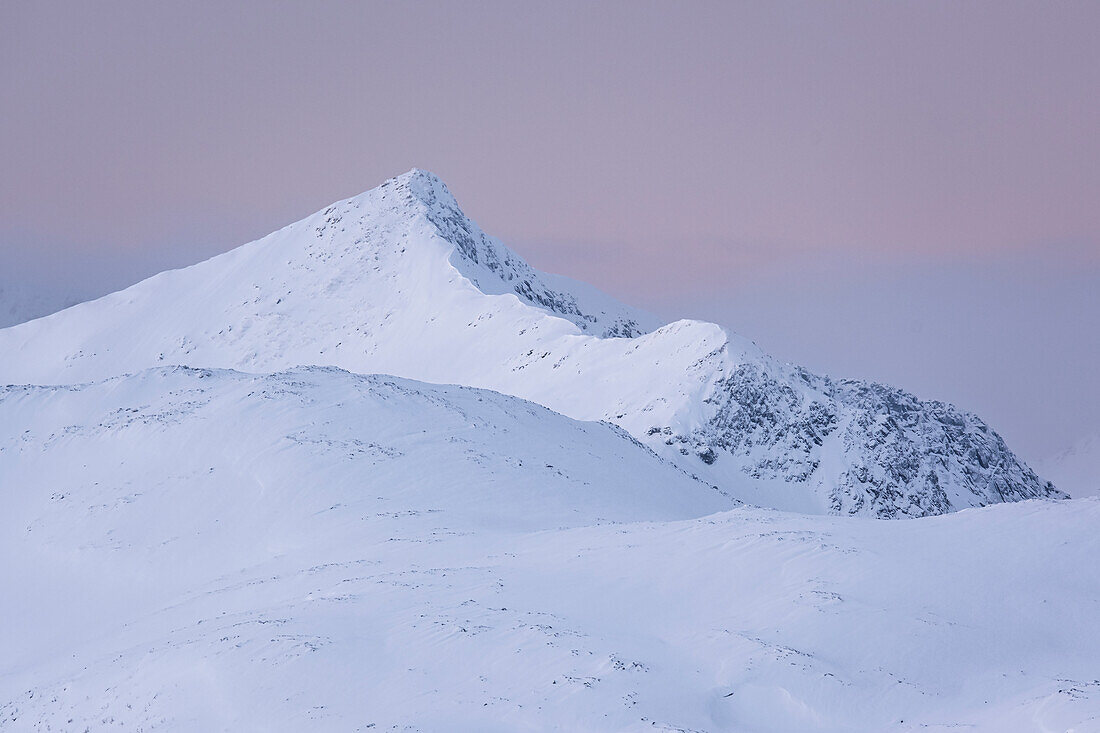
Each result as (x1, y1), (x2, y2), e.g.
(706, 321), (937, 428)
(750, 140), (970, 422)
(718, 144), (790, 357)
(1, 1), (1097, 465)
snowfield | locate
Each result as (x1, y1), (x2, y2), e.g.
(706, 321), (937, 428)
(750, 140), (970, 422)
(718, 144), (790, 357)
(0, 367), (1096, 732)
(1, 170), (1095, 731)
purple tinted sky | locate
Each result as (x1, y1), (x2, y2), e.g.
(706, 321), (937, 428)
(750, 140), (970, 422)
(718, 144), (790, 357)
(1, 1), (1097, 464)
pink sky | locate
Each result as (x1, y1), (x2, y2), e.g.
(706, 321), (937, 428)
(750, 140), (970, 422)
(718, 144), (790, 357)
(1, 1), (1097, 463)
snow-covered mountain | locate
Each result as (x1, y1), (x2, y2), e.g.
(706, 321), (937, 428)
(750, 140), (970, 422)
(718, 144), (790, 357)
(1, 170), (1092, 730)
(0, 169), (1061, 518)
(1, 367), (1096, 732)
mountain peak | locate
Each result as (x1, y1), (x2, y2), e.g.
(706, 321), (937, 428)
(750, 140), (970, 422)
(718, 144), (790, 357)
(380, 168), (460, 215)
(393, 166), (445, 187)
(0, 170), (1058, 518)
(337, 168), (656, 338)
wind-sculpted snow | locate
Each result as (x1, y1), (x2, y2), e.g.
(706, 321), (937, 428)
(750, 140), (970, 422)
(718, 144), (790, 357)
(0, 369), (1096, 731)
(0, 169), (1061, 517)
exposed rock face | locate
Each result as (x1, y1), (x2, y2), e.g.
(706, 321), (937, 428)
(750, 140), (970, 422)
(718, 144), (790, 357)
(649, 357), (1063, 518)
(399, 171), (649, 338)
(824, 380), (1064, 516)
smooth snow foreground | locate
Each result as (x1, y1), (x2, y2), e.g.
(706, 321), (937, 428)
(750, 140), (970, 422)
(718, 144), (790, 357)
(1, 368), (1097, 732)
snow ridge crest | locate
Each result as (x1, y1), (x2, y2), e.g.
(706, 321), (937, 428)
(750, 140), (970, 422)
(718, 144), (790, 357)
(351, 169), (653, 338)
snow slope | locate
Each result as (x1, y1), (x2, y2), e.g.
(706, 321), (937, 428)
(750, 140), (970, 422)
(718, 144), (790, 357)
(0, 368), (1095, 731)
(0, 170), (1060, 516)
